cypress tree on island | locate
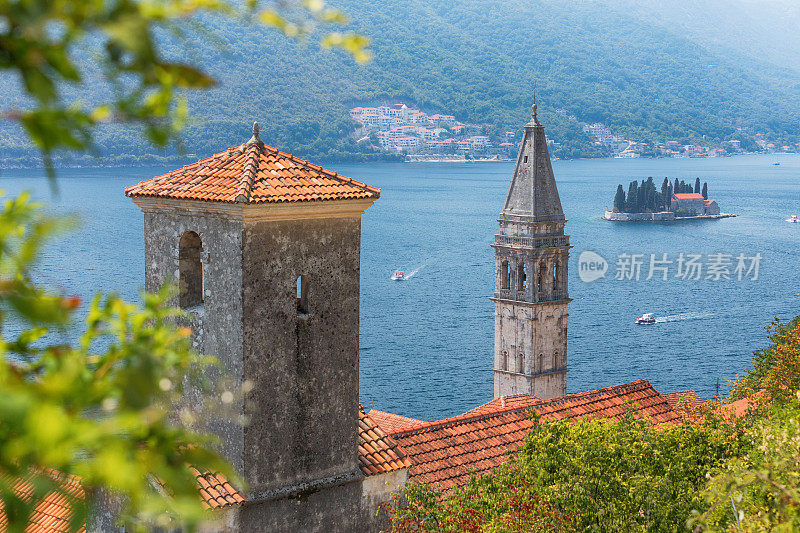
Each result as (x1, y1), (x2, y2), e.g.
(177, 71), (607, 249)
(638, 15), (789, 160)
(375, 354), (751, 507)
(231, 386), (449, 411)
(614, 184), (626, 212)
(626, 181), (639, 213)
(695, 178), (701, 193)
(702, 182), (708, 199)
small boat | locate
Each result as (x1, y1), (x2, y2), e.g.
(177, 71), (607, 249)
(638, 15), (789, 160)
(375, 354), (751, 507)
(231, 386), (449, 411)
(391, 270), (405, 280)
(788, 215), (798, 223)
(773, 162), (781, 166)
(635, 313), (656, 325)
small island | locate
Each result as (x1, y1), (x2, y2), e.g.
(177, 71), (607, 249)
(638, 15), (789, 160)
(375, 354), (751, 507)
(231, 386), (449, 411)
(603, 177), (736, 221)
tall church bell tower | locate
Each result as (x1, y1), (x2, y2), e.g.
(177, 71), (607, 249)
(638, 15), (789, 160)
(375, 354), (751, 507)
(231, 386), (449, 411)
(492, 105), (570, 399)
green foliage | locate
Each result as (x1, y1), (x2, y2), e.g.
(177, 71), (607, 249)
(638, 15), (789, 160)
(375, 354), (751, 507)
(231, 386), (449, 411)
(388, 411), (741, 533)
(613, 184), (626, 212)
(0, 0), (369, 174)
(695, 178), (701, 193)
(615, 177), (667, 213)
(0, 192), (237, 531)
(729, 315), (800, 401)
(702, 182), (708, 200)
(693, 396), (800, 532)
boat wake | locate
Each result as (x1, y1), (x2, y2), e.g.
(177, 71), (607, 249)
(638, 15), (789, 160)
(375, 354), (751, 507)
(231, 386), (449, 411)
(390, 262), (427, 281)
(655, 312), (713, 323)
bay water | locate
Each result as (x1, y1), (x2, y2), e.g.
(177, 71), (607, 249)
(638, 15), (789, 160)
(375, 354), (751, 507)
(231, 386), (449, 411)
(3, 154), (798, 421)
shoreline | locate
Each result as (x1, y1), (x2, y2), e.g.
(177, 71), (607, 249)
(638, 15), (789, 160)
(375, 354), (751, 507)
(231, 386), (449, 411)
(0, 151), (794, 172)
(603, 210), (737, 222)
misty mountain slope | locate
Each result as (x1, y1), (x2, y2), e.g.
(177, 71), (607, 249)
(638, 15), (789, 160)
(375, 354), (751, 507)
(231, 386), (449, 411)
(1, 0), (797, 162)
(605, 0), (800, 74)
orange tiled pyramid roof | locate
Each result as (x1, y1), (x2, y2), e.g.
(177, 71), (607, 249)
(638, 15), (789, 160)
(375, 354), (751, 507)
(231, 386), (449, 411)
(388, 379), (680, 494)
(125, 123), (380, 205)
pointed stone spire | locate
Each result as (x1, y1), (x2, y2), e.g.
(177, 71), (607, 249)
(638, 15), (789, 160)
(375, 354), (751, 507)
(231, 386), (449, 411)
(502, 105), (564, 222)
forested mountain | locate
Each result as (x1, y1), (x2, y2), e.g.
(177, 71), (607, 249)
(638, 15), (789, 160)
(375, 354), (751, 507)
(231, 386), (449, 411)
(1, 0), (798, 165)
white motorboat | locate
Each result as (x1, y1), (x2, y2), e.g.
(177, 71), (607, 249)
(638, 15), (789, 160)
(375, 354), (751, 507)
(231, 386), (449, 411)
(788, 215), (798, 223)
(635, 313), (656, 325)
(391, 270), (405, 280)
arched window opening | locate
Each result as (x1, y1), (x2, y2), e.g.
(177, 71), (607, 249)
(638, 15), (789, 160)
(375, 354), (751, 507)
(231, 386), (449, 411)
(539, 353), (544, 373)
(501, 260), (510, 290)
(517, 353), (525, 374)
(502, 350), (509, 371)
(296, 275), (308, 315)
(517, 263), (527, 292)
(179, 231), (203, 309)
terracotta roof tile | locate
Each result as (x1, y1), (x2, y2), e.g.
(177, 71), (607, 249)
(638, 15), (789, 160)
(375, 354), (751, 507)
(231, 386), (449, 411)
(367, 410), (426, 433)
(125, 126), (379, 205)
(389, 380), (680, 494)
(461, 394), (542, 416)
(0, 469), (84, 533)
(662, 390), (704, 411)
(359, 406), (412, 475)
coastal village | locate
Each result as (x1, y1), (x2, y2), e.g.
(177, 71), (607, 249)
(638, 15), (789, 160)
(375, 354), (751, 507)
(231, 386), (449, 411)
(350, 103), (544, 159)
(350, 102), (800, 160)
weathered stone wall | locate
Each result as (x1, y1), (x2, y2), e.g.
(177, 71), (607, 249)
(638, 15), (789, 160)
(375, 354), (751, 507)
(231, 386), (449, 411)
(494, 301), (567, 399)
(142, 210), (245, 472)
(603, 211), (676, 221)
(240, 216), (362, 496)
(235, 471), (402, 533)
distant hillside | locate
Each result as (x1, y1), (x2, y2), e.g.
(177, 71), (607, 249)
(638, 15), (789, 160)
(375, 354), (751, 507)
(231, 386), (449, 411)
(1, 0), (798, 165)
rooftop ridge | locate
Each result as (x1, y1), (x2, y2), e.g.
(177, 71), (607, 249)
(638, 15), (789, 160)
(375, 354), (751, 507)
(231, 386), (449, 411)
(389, 379), (653, 438)
(124, 125), (381, 205)
(235, 142), (261, 203)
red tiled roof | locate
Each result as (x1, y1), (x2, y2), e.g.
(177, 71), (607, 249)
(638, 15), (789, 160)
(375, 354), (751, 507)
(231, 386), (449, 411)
(125, 125), (380, 205)
(672, 193), (704, 200)
(389, 380), (680, 493)
(359, 406), (412, 476)
(704, 199), (713, 205)
(461, 394), (541, 416)
(0, 470), (84, 533)
(368, 410), (426, 433)
(662, 390), (704, 410)
(190, 468), (246, 509)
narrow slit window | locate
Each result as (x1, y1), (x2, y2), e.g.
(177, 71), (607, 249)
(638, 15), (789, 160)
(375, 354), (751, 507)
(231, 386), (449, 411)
(296, 275), (308, 315)
(502, 351), (509, 371)
(537, 262), (545, 293)
(523, 155), (528, 163)
(553, 260), (559, 289)
(179, 231), (203, 309)
(501, 260), (510, 289)
(517, 353), (525, 374)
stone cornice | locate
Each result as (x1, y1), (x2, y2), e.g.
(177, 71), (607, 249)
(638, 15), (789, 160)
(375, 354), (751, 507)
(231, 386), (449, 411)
(490, 297), (572, 307)
(130, 197), (377, 222)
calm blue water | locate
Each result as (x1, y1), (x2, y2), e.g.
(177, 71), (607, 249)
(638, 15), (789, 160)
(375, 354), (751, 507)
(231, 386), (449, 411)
(3, 154), (799, 421)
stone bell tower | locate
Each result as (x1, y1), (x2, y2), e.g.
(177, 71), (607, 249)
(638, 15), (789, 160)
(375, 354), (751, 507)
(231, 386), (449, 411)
(125, 123), (381, 518)
(491, 105), (570, 400)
